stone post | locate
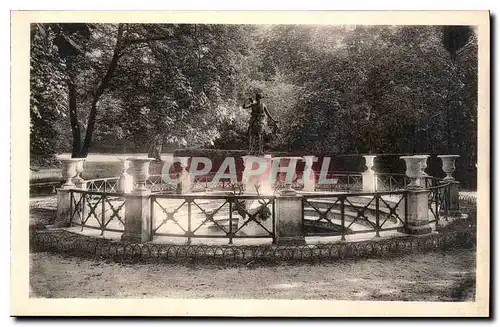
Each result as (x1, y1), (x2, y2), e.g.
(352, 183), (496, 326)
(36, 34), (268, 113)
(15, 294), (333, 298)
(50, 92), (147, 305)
(122, 157), (154, 243)
(405, 188), (432, 235)
(401, 156), (432, 235)
(438, 155), (461, 216)
(117, 158), (133, 194)
(302, 155), (316, 192)
(362, 155), (377, 192)
(400, 156), (432, 235)
(274, 192), (305, 245)
(54, 158), (80, 227)
(178, 157), (191, 194)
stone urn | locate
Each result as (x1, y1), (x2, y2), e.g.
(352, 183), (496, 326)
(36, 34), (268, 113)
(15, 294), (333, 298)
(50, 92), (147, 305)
(413, 155), (429, 187)
(74, 158), (86, 184)
(438, 155), (460, 181)
(414, 155), (430, 176)
(363, 155), (377, 173)
(117, 158), (133, 193)
(400, 156), (426, 189)
(128, 157), (154, 193)
(60, 158), (80, 188)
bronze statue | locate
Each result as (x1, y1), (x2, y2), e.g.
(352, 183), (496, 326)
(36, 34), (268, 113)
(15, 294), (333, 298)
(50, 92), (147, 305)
(242, 93), (279, 155)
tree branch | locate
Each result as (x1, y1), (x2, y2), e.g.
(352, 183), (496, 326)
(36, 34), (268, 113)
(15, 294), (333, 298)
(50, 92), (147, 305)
(123, 35), (173, 46)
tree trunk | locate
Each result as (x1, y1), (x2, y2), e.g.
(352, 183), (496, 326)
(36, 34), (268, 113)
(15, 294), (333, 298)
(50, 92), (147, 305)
(80, 99), (98, 157)
(148, 134), (163, 162)
(67, 67), (82, 158)
(80, 24), (124, 157)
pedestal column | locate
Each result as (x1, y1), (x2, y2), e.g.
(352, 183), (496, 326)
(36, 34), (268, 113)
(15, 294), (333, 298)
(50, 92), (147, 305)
(178, 157), (191, 194)
(400, 156), (432, 235)
(438, 155), (461, 216)
(274, 192), (305, 245)
(362, 155), (377, 192)
(122, 157), (154, 243)
(54, 158), (80, 227)
(405, 188), (432, 235)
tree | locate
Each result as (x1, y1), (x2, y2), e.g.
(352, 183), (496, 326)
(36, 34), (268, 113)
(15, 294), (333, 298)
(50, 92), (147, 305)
(51, 23), (186, 158)
(30, 24), (68, 166)
(441, 26), (475, 152)
(111, 24), (257, 160)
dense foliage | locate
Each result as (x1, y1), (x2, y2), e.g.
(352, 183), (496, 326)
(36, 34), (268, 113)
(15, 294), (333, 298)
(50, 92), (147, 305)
(30, 24), (478, 186)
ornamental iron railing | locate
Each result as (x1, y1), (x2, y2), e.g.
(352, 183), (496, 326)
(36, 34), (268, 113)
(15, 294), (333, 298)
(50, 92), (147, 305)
(150, 194), (276, 244)
(67, 174), (453, 244)
(302, 190), (408, 239)
(69, 189), (126, 235)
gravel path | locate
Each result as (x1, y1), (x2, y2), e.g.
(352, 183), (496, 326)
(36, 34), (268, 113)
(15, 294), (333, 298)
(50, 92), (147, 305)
(30, 248), (475, 301)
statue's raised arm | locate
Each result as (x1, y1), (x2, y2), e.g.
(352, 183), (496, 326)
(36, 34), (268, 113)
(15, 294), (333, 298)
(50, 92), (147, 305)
(242, 97), (254, 109)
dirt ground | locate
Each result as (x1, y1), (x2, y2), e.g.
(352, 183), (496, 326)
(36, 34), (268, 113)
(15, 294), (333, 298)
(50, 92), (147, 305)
(30, 248), (475, 301)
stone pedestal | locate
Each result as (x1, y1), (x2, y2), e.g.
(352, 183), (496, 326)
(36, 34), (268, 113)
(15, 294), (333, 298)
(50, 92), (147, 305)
(122, 191), (152, 243)
(181, 169), (191, 194)
(274, 194), (305, 245)
(54, 188), (72, 227)
(362, 171), (377, 192)
(404, 189), (432, 235)
(177, 157), (191, 194)
(362, 155), (377, 192)
(53, 158), (81, 227)
(441, 180), (461, 217)
(122, 157), (154, 243)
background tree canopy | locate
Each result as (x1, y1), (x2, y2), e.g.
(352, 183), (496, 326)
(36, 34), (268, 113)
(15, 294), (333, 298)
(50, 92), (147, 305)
(30, 23), (478, 187)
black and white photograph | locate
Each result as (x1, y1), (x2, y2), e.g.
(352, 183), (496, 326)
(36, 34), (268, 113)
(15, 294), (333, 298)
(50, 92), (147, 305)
(11, 10), (490, 317)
